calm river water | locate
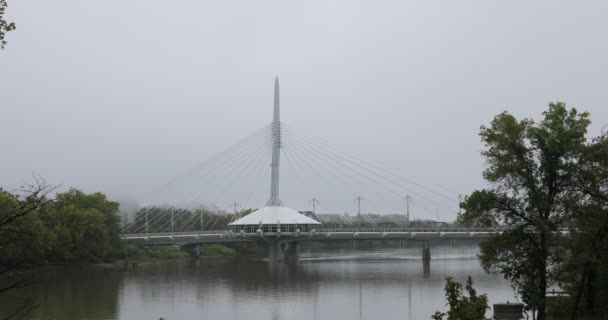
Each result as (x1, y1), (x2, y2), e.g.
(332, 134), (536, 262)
(9, 245), (520, 320)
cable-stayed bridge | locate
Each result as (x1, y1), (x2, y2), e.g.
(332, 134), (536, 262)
(122, 77), (502, 265)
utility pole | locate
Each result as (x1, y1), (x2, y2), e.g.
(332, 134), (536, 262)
(200, 205), (208, 231)
(233, 202), (240, 215)
(171, 208), (174, 235)
(145, 208), (149, 235)
(404, 195), (411, 227)
(309, 197), (320, 213)
(355, 195), (363, 217)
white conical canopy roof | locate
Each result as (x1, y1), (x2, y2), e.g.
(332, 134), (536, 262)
(229, 206), (321, 226)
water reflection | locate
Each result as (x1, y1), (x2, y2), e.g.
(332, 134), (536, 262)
(12, 246), (518, 320)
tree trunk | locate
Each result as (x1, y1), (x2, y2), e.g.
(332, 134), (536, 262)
(570, 262), (589, 320)
(537, 233), (548, 320)
(585, 266), (596, 314)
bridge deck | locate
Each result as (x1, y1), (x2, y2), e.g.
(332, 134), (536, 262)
(124, 228), (506, 246)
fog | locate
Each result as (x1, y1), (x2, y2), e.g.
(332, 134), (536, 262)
(1, 1), (607, 220)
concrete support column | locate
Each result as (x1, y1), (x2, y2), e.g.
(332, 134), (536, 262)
(422, 241), (431, 278)
(351, 240), (357, 249)
(267, 239), (284, 262)
(423, 258), (430, 278)
(283, 241), (300, 259)
(180, 245), (200, 259)
(190, 247), (200, 259)
(422, 241), (431, 261)
(450, 239), (456, 248)
(400, 239), (407, 248)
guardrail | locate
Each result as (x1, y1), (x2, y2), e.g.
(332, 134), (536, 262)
(123, 227), (505, 239)
(315, 227), (505, 233)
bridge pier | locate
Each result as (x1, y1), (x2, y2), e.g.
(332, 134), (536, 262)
(283, 241), (299, 259)
(267, 239), (284, 262)
(422, 241), (431, 262)
(422, 241), (431, 278)
(181, 245), (200, 259)
(351, 240), (357, 249)
(400, 239), (407, 248)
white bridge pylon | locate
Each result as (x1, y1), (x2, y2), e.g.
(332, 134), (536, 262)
(228, 77), (320, 230)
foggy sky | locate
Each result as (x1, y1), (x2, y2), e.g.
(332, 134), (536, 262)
(1, 1), (607, 221)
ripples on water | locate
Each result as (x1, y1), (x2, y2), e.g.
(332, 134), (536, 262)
(7, 245), (519, 320)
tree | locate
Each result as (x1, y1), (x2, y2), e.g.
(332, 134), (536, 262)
(41, 189), (122, 262)
(0, 0), (16, 49)
(432, 276), (490, 320)
(0, 179), (55, 320)
(559, 132), (608, 319)
(458, 103), (591, 320)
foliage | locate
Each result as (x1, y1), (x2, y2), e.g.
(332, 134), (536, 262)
(143, 245), (189, 259)
(0, 180), (56, 320)
(0, 0), (16, 49)
(199, 244), (237, 257)
(41, 189), (122, 262)
(458, 103), (592, 320)
(559, 133), (608, 318)
(432, 276), (490, 320)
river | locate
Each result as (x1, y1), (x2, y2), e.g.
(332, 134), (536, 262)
(7, 244), (520, 320)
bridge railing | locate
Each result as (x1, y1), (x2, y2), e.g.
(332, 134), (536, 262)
(124, 230), (224, 238)
(123, 227), (506, 238)
(315, 227), (505, 233)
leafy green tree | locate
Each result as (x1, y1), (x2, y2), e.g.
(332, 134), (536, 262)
(559, 132), (608, 319)
(458, 103), (591, 320)
(432, 276), (490, 320)
(41, 189), (122, 262)
(0, 181), (55, 320)
(0, 0), (16, 49)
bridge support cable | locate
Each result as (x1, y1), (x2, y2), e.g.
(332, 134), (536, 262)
(282, 131), (421, 211)
(212, 143), (273, 222)
(283, 124), (461, 198)
(160, 126), (273, 207)
(125, 126), (273, 234)
(280, 141), (342, 220)
(282, 125), (459, 212)
(136, 123), (272, 205)
(284, 136), (412, 224)
(239, 149), (272, 212)
(151, 138), (273, 233)
(282, 138), (391, 220)
(123, 125), (272, 233)
(281, 128), (455, 218)
(204, 141), (273, 229)
(282, 131), (432, 217)
(145, 129), (270, 227)
(283, 125), (453, 210)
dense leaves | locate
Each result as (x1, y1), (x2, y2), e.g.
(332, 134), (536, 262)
(459, 102), (607, 319)
(0, 188), (123, 265)
(41, 189), (122, 262)
(0, 181), (56, 319)
(559, 133), (608, 318)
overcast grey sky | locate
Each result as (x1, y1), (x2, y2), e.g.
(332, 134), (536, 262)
(1, 1), (607, 220)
